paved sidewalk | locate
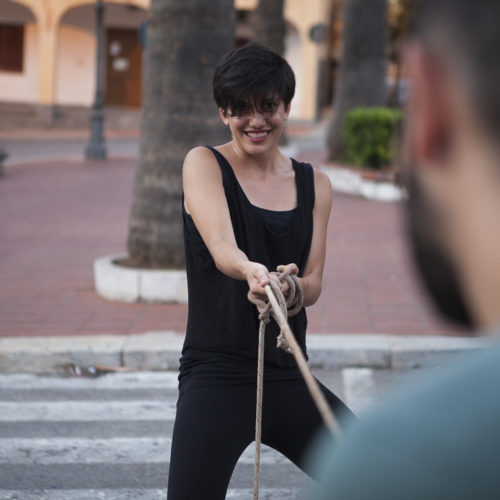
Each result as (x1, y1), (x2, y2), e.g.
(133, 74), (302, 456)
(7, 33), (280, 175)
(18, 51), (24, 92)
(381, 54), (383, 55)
(0, 128), (467, 342)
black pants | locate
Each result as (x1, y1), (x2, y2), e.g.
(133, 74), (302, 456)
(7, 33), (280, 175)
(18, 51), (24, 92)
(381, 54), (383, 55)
(167, 378), (353, 500)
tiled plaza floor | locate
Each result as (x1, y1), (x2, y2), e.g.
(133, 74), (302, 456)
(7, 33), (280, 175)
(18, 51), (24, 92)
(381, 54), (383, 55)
(0, 145), (467, 338)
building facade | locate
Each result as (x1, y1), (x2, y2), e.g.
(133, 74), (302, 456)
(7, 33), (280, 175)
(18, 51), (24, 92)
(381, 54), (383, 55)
(0, 0), (333, 127)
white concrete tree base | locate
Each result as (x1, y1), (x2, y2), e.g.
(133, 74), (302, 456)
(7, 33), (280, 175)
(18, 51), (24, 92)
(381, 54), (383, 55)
(94, 254), (188, 304)
(322, 165), (404, 202)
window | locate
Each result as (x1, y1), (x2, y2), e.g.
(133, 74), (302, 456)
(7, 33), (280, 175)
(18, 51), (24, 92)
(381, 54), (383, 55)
(0, 24), (24, 73)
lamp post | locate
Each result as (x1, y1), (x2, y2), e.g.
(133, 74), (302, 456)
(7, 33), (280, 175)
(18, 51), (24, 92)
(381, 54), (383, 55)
(85, 0), (107, 160)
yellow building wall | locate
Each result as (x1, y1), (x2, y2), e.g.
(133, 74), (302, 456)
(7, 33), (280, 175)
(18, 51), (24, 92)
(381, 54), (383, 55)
(235, 0), (258, 8)
(55, 24), (96, 106)
(285, 24), (302, 120)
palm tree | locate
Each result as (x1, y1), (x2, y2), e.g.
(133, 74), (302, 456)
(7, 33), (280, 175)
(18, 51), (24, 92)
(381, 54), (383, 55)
(251, 0), (285, 55)
(326, 0), (388, 160)
(126, 0), (235, 268)
(250, 0), (288, 144)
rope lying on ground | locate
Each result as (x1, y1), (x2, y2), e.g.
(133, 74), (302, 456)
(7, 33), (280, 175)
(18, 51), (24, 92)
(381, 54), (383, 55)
(248, 265), (341, 500)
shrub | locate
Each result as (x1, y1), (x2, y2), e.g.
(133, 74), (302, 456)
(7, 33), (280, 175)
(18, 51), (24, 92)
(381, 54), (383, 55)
(341, 107), (402, 169)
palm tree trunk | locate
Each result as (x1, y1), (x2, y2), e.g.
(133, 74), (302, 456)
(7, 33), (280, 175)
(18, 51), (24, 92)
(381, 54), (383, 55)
(326, 0), (388, 161)
(251, 0), (285, 55)
(127, 0), (235, 268)
(251, 0), (288, 144)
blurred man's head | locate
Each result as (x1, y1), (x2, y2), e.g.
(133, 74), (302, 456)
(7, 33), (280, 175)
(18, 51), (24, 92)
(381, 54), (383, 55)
(403, 0), (500, 330)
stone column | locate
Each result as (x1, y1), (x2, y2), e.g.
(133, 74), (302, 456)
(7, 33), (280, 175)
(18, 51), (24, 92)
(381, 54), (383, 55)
(286, 0), (331, 121)
(37, 9), (58, 126)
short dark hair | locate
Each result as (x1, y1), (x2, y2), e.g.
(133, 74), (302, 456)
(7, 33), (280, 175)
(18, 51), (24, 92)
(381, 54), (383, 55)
(409, 0), (500, 138)
(212, 43), (295, 116)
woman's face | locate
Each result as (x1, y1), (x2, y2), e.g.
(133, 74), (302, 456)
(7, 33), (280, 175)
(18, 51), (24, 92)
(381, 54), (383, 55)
(220, 96), (290, 155)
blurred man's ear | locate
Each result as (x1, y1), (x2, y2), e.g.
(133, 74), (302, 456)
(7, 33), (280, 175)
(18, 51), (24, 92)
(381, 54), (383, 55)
(404, 44), (454, 169)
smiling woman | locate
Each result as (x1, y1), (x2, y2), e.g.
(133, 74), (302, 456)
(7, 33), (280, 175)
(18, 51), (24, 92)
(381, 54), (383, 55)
(167, 43), (355, 500)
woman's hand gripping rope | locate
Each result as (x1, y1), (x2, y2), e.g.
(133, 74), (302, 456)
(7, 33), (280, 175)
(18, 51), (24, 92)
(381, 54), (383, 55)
(248, 265), (341, 500)
(248, 264), (341, 434)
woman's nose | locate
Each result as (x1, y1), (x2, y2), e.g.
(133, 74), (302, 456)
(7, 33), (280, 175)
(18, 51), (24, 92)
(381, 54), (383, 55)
(249, 111), (266, 127)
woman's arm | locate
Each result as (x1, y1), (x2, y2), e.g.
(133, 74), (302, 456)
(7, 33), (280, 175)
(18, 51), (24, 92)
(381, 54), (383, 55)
(297, 168), (333, 307)
(183, 146), (271, 295)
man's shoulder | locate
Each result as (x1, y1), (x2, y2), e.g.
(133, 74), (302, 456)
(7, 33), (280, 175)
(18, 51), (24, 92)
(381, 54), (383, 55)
(389, 341), (500, 418)
(312, 342), (500, 500)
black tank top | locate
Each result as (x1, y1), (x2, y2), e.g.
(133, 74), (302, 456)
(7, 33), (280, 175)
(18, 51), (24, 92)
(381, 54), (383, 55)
(181, 146), (315, 371)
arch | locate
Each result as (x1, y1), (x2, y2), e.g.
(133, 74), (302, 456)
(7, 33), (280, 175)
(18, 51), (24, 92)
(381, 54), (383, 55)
(60, 1), (148, 32)
(0, 0), (37, 23)
(55, 0), (148, 27)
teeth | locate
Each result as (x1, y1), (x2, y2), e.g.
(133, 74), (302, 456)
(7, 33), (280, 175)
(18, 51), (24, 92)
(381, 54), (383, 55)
(247, 131), (268, 138)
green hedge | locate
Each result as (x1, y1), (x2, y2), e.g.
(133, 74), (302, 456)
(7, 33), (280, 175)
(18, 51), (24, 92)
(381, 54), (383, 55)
(341, 107), (402, 169)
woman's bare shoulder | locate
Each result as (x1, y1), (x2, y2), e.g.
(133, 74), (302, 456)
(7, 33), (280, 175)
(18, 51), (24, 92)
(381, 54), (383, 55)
(312, 167), (333, 208)
(184, 145), (215, 163)
(295, 161), (331, 195)
(183, 146), (221, 176)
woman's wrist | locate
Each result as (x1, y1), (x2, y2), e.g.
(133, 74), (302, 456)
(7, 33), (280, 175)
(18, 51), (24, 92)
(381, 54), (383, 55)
(238, 260), (254, 282)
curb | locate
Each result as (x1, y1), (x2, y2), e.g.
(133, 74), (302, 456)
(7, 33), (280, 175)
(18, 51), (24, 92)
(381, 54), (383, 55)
(0, 332), (489, 374)
(5, 153), (136, 167)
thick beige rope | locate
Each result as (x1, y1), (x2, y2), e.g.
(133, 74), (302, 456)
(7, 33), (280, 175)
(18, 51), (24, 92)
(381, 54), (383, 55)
(248, 265), (341, 500)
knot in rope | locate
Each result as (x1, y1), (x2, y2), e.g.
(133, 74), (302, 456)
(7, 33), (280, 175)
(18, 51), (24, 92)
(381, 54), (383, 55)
(247, 265), (303, 352)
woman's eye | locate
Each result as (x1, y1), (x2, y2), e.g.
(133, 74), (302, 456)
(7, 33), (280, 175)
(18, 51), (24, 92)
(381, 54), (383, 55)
(263, 102), (278, 113)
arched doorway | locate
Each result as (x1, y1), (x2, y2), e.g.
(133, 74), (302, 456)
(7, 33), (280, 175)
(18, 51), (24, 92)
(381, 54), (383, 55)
(58, 2), (147, 108)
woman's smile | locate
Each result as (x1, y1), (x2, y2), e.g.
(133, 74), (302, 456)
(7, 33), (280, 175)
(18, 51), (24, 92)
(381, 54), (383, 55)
(244, 130), (271, 142)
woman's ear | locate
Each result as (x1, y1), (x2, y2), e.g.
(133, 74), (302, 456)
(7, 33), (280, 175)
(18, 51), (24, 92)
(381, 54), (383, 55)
(219, 108), (229, 126)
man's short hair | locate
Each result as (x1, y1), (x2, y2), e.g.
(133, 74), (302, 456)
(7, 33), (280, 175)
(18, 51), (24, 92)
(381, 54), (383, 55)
(212, 43), (295, 116)
(410, 0), (500, 138)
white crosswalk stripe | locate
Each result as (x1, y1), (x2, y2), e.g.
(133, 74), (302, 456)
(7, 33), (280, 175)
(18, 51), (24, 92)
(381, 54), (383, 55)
(0, 437), (289, 465)
(341, 367), (376, 414)
(0, 400), (177, 421)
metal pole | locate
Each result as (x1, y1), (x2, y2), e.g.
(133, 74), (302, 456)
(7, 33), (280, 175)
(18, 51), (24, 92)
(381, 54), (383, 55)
(85, 0), (107, 160)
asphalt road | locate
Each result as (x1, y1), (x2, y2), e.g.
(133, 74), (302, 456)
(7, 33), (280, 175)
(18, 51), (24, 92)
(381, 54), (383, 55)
(0, 366), (431, 499)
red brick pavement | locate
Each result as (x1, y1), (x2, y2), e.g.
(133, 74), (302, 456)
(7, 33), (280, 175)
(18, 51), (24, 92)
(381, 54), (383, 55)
(0, 154), (467, 338)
